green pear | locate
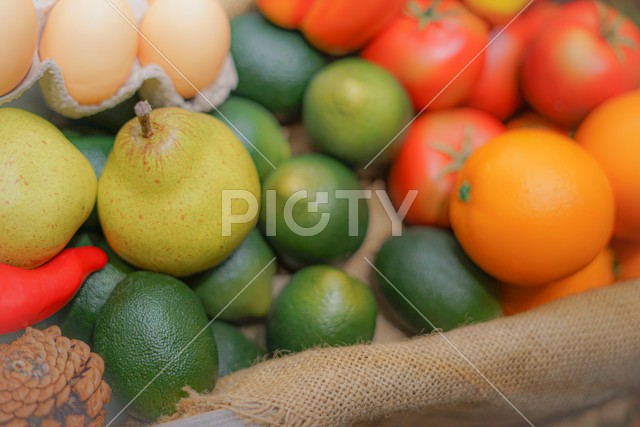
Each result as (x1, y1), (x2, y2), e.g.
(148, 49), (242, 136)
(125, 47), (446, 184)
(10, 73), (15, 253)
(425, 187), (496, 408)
(98, 102), (260, 277)
(0, 108), (97, 269)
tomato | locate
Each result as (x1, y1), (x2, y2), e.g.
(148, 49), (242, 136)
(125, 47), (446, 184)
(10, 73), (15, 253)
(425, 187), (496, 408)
(466, 25), (524, 120)
(256, 0), (406, 55)
(509, 0), (560, 45)
(521, 0), (640, 128)
(465, 1), (561, 121)
(361, 0), (489, 111)
(387, 108), (506, 228)
(506, 112), (568, 134)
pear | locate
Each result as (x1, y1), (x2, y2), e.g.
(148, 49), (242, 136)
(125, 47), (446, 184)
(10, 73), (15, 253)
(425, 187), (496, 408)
(98, 101), (260, 277)
(0, 108), (97, 269)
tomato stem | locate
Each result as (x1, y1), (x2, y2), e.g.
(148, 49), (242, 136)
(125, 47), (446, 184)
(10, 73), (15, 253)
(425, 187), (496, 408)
(406, 0), (443, 30)
(432, 126), (474, 179)
(597, 2), (638, 63)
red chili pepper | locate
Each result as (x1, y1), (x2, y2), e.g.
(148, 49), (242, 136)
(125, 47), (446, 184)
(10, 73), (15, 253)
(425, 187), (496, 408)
(0, 247), (107, 334)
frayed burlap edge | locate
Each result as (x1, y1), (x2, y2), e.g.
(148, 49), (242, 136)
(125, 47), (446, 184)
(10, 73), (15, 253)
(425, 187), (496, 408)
(162, 279), (640, 427)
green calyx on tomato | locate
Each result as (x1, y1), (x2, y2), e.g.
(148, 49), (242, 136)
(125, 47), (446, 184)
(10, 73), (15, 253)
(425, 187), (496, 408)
(406, 0), (444, 30)
(598, 7), (639, 62)
(432, 126), (473, 179)
(458, 180), (471, 203)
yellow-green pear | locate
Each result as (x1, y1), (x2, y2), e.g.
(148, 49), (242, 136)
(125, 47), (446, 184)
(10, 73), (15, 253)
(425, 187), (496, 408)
(98, 101), (260, 277)
(0, 108), (97, 268)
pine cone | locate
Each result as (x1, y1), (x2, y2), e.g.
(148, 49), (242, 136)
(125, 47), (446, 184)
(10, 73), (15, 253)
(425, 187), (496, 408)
(0, 326), (111, 427)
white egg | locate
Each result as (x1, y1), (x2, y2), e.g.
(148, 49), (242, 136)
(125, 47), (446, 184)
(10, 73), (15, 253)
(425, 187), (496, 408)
(0, 0), (38, 97)
(39, 0), (139, 105)
(138, 0), (231, 99)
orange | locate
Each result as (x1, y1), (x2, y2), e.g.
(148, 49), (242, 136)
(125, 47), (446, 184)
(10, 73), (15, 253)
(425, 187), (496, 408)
(500, 248), (616, 315)
(449, 129), (615, 286)
(611, 238), (640, 281)
(575, 90), (640, 242)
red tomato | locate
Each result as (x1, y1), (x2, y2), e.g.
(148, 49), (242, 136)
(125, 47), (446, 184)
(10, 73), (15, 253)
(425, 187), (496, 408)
(466, 26), (525, 120)
(361, 0), (489, 111)
(387, 108), (506, 228)
(509, 0), (560, 45)
(506, 112), (568, 135)
(466, 1), (562, 121)
(521, 0), (640, 128)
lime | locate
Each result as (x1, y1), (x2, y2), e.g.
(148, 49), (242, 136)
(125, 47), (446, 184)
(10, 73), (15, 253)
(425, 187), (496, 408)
(303, 58), (412, 166)
(230, 12), (327, 121)
(60, 264), (126, 343)
(259, 154), (368, 268)
(62, 129), (115, 232)
(188, 229), (276, 320)
(94, 272), (218, 420)
(211, 96), (291, 181)
(211, 321), (264, 377)
(374, 227), (502, 334)
(267, 265), (377, 353)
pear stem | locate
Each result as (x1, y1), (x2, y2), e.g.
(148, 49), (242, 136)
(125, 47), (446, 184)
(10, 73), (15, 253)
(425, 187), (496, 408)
(134, 100), (155, 139)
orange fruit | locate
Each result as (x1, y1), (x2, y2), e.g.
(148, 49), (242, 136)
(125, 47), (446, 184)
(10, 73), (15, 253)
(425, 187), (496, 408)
(611, 238), (640, 281)
(500, 248), (616, 315)
(575, 90), (640, 242)
(449, 129), (615, 286)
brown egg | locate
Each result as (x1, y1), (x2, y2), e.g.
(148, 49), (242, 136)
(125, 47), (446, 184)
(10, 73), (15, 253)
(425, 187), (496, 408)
(139, 0), (231, 99)
(0, 0), (38, 96)
(39, 0), (139, 105)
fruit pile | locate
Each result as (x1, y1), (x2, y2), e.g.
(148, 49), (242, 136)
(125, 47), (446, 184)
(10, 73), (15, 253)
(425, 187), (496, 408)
(1, 0), (640, 425)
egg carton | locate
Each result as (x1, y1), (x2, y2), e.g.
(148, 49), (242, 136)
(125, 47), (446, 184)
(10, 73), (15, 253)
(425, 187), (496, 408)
(0, 0), (238, 119)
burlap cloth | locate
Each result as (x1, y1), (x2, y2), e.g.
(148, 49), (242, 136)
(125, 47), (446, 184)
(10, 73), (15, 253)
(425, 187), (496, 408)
(154, 125), (640, 427)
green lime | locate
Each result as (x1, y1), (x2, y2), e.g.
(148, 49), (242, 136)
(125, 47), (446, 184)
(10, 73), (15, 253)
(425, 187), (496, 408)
(230, 12), (327, 121)
(304, 58), (412, 166)
(188, 229), (276, 320)
(259, 154), (368, 267)
(60, 264), (126, 343)
(267, 265), (377, 353)
(374, 227), (502, 335)
(94, 272), (218, 421)
(211, 96), (291, 181)
(211, 321), (264, 377)
(62, 130), (115, 232)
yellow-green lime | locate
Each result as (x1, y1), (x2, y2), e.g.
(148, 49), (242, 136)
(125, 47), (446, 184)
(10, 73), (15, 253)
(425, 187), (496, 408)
(259, 154), (369, 268)
(211, 321), (264, 377)
(94, 272), (217, 421)
(303, 58), (412, 166)
(211, 96), (291, 181)
(230, 12), (327, 121)
(188, 229), (276, 320)
(267, 265), (377, 353)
